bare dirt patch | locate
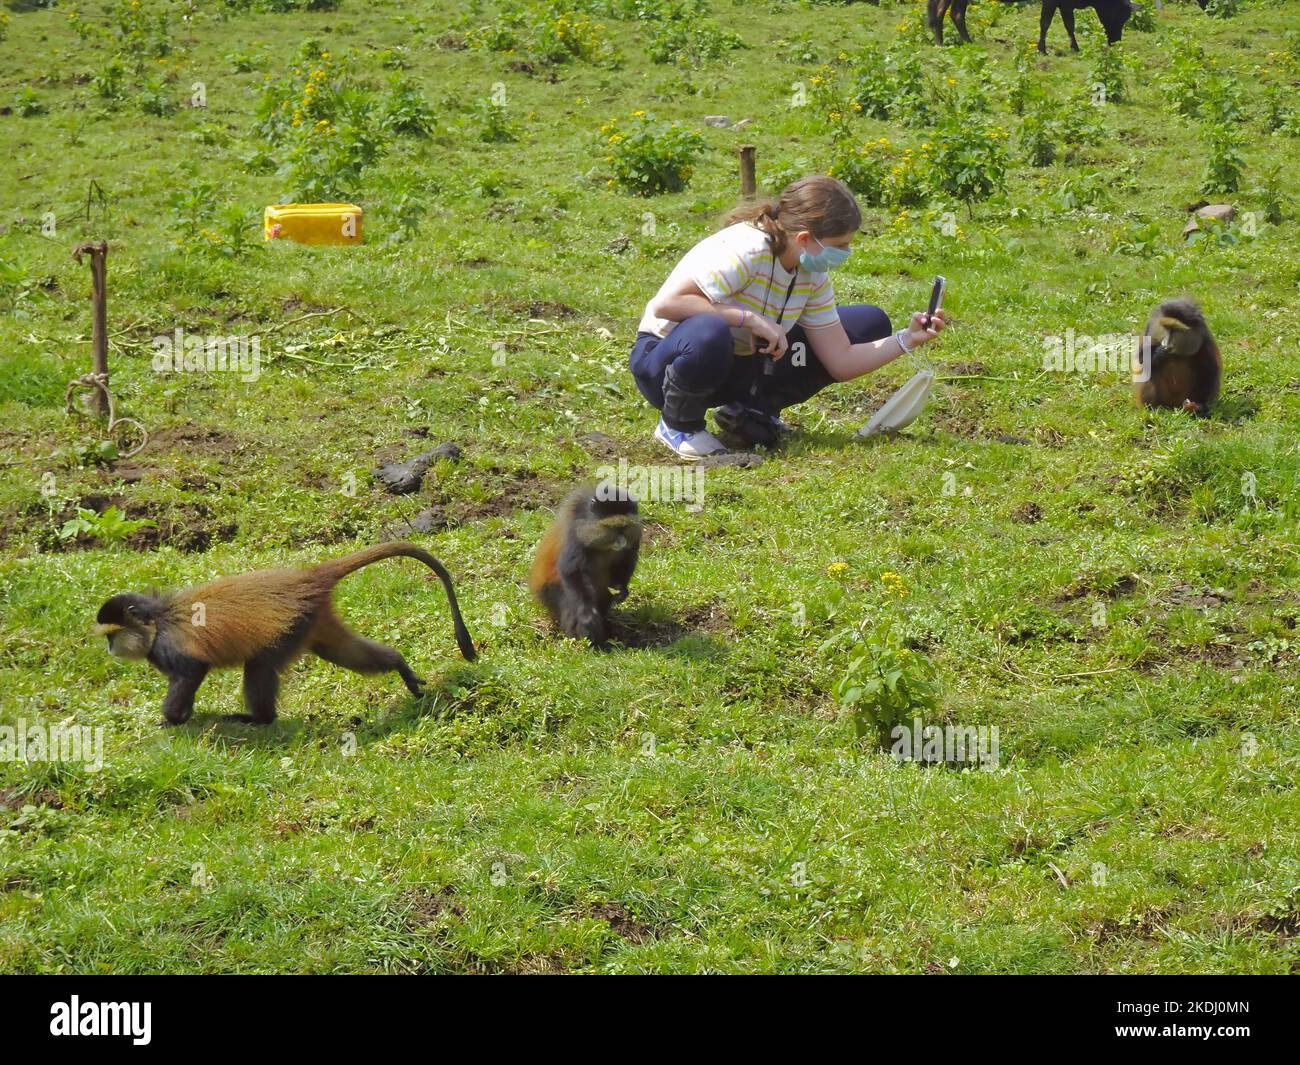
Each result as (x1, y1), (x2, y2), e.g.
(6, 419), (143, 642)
(148, 425), (245, 457)
(586, 901), (653, 943)
(0, 788), (63, 811)
(38, 493), (238, 554)
(1087, 906), (1179, 944)
(1056, 573), (1138, 603)
(385, 470), (572, 537)
(406, 888), (466, 924)
(493, 298), (578, 320)
(1160, 583), (1230, 611)
(611, 601), (730, 649)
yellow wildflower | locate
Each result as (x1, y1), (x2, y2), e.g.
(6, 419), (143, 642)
(881, 571), (910, 598)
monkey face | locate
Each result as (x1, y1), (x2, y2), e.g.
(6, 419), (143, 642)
(95, 595), (159, 660)
(97, 622), (155, 660)
(597, 515), (642, 552)
(1153, 317), (1197, 358)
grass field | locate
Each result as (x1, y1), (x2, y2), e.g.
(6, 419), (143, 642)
(1, 0), (1298, 974)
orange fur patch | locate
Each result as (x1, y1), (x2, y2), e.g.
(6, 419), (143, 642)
(529, 522), (562, 598)
(175, 568), (323, 667)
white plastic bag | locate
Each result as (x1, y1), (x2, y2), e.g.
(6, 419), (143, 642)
(858, 368), (935, 438)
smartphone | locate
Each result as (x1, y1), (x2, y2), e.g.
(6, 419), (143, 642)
(924, 275), (946, 329)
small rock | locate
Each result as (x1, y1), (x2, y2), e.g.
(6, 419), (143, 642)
(407, 508), (450, 533)
(704, 115), (733, 128)
(383, 507), (451, 540)
(373, 442), (461, 495)
(110, 463), (150, 483)
(1182, 203), (1235, 238)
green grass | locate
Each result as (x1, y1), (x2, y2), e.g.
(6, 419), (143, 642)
(1, 0), (1298, 973)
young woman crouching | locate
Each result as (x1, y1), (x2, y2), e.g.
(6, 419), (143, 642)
(630, 176), (948, 458)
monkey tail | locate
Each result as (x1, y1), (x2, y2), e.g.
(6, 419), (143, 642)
(321, 543), (477, 661)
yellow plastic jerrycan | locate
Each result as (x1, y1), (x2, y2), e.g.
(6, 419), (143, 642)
(264, 203), (363, 245)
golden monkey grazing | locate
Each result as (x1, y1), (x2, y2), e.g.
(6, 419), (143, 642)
(95, 543), (476, 725)
(1134, 298), (1221, 415)
(530, 483), (641, 647)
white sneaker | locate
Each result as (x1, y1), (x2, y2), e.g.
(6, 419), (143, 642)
(654, 417), (727, 460)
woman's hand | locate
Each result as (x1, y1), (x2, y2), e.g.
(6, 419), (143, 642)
(902, 308), (947, 350)
(746, 313), (789, 359)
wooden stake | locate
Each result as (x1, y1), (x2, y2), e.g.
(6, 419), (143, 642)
(73, 241), (109, 416)
(739, 144), (756, 200)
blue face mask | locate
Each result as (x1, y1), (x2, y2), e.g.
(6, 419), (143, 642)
(798, 236), (852, 272)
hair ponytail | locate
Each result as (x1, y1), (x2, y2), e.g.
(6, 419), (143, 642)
(726, 197), (788, 254)
(724, 176), (861, 256)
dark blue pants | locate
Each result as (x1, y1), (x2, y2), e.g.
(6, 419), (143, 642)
(630, 304), (892, 430)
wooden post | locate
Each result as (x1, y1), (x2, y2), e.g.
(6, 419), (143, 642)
(73, 241), (109, 416)
(739, 144), (756, 200)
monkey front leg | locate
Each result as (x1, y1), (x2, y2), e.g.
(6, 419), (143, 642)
(161, 667), (208, 726)
(607, 544), (639, 611)
(557, 560), (608, 644)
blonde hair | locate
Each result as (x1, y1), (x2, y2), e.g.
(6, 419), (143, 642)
(726, 176), (862, 255)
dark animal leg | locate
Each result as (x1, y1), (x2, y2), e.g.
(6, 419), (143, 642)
(1061, 5), (1079, 51)
(557, 558), (607, 645)
(1184, 366), (1218, 415)
(310, 613), (425, 696)
(161, 666), (208, 725)
(606, 540), (639, 611)
(928, 0), (949, 45)
(953, 0), (971, 43)
(1039, 0), (1056, 53)
(225, 657), (281, 724)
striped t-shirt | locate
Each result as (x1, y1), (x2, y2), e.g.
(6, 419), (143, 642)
(638, 222), (840, 355)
